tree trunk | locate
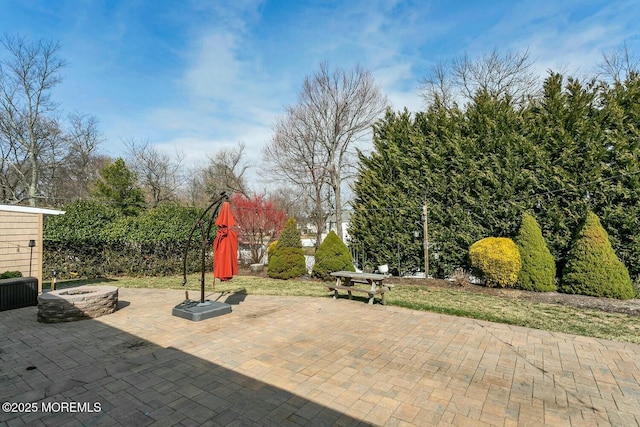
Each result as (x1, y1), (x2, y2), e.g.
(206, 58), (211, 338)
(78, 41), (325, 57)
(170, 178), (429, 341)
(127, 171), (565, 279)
(314, 194), (324, 250)
(334, 176), (343, 241)
(28, 149), (37, 206)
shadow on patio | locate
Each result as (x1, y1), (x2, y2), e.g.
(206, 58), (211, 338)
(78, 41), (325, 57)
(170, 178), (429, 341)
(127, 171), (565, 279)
(0, 295), (369, 426)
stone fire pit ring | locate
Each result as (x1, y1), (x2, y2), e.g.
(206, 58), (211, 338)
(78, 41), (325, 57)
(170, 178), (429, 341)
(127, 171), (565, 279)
(37, 286), (119, 323)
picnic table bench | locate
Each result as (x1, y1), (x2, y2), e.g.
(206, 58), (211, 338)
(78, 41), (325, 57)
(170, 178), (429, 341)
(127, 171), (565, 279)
(327, 271), (392, 305)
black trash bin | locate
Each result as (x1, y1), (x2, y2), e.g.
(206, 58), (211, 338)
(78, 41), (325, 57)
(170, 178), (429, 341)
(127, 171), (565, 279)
(0, 277), (38, 311)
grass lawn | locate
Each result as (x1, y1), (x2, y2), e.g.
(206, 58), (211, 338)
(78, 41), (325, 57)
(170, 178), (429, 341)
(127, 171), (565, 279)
(57, 274), (640, 345)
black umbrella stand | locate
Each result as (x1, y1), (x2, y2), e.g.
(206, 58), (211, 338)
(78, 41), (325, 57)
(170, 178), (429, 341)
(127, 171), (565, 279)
(171, 192), (232, 321)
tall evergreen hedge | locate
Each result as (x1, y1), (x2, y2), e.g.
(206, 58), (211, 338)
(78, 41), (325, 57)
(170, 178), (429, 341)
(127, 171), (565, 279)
(515, 213), (556, 292)
(312, 231), (355, 280)
(350, 71), (640, 278)
(560, 212), (634, 299)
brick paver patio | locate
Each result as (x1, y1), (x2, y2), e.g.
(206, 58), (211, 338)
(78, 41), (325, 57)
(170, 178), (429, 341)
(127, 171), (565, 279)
(1, 288), (639, 426)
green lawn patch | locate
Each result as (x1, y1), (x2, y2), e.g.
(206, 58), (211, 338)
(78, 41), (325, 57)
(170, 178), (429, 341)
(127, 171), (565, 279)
(60, 275), (640, 345)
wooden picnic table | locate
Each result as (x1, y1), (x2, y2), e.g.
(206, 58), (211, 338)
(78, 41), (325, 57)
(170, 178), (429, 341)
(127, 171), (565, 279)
(328, 271), (392, 305)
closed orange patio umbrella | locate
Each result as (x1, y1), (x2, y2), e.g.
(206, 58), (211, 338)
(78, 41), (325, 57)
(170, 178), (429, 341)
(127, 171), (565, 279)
(213, 201), (238, 284)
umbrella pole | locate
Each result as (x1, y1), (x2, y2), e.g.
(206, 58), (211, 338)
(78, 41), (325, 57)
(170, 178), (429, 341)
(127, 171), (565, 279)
(200, 277), (205, 303)
(200, 237), (206, 303)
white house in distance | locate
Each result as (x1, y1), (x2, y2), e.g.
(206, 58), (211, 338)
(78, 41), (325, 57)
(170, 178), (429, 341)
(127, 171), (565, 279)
(301, 210), (352, 248)
(298, 210), (353, 272)
(0, 205), (65, 293)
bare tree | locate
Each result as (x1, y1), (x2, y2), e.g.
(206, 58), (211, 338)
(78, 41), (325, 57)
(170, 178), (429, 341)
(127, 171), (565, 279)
(268, 186), (309, 229)
(420, 60), (455, 108)
(35, 117), (66, 204)
(188, 144), (249, 206)
(66, 113), (103, 184)
(0, 132), (28, 202)
(264, 62), (388, 242)
(599, 42), (639, 84)
(263, 105), (331, 247)
(124, 138), (186, 207)
(421, 49), (537, 108)
(43, 112), (105, 202)
(0, 35), (66, 205)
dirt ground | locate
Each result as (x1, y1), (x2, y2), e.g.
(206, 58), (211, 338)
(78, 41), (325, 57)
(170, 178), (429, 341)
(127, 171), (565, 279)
(238, 269), (640, 317)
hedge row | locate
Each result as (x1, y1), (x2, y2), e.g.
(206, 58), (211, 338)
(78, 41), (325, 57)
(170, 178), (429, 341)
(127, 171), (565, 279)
(471, 212), (635, 299)
(43, 201), (207, 278)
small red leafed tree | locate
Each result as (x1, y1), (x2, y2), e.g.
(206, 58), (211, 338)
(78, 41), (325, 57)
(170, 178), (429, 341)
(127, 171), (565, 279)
(231, 193), (287, 264)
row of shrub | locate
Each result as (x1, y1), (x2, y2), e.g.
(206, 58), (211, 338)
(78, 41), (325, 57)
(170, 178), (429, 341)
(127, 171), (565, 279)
(469, 211), (635, 299)
(46, 200), (356, 281)
(50, 200), (632, 303)
(43, 200), (206, 278)
(267, 218), (355, 280)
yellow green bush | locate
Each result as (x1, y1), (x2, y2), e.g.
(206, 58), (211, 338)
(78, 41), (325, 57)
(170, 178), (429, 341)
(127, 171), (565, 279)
(267, 240), (278, 256)
(469, 237), (521, 288)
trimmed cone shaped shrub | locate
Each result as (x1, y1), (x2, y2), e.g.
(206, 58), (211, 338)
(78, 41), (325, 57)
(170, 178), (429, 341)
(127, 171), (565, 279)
(267, 247), (307, 279)
(268, 219), (306, 279)
(469, 237), (521, 288)
(560, 212), (634, 299)
(312, 231), (355, 280)
(515, 213), (556, 292)
(277, 218), (303, 248)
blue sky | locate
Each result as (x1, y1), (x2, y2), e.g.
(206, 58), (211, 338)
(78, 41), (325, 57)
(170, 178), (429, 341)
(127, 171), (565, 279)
(1, 0), (639, 187)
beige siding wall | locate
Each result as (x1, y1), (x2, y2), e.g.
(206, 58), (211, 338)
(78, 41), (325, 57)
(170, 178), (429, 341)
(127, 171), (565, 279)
(0, 211), (43, 292)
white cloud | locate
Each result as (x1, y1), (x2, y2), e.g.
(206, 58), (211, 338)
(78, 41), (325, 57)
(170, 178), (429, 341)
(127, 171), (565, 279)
(471, 1), (640, 79)
(107, 0), (640, 194)
(136, 5), (283, 188)
(373, 62), (422, 111)
(183, 32), (243, 106)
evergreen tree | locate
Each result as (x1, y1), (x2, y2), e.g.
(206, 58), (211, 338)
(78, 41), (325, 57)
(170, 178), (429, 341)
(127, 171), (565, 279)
(515, 213), (556, 292)
(595, 71), (640, 275)
(268, 218), (307, 279)
(350, 65), (640, 278)
(524, 73), (607, 269)
(312, 231), (355, 280)
(349, 109), (425, 275)
(351, 92), (531, 276)
(560, 212), (634, 299)
(277, 218), (303, 248)
(93, 158), (145, 216)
